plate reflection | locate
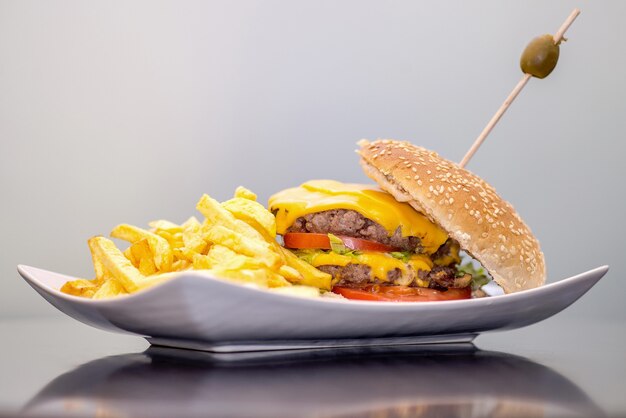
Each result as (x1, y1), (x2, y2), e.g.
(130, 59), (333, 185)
(24, 344), (603, 418)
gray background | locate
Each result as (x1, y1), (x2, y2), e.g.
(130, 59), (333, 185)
(1, 0), (624, 319)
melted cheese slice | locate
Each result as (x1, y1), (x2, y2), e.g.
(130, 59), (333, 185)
(269, 180), (448, 254)
(307, 251), (433, 285)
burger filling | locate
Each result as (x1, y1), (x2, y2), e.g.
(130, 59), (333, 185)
(287, 209), (467, 290)
(268, 180), (485, 300)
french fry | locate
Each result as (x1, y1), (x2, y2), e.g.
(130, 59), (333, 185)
(192, 253), (213, 270)
(60, 278), (99, 298)
(278, 265), (303, 282)
(149, 217), (207, 262)
(150, 220), (185, 250)
(172, 259), (191, 271)
(222, 197), (277, 238)
(128, 238), (158, 276)
(173, 247), (196, 262)
(88, 236), (144, 292)
(87, 237), (107, 282)
(149, 219), (183, 233)
(93, 278), (127, 299)
(181, 220), (207, 255)
(123, 247), (137, 267)
(206, 244), (265, 270)
(196, 194), (264, 241)
(233, 186), (257, 201)
(154, 230), (184, 251)
(203, 225), (280, 269)
(111, 224), (173, 272)
(281, 247), (332, 290)
(173, 236), (207, 262)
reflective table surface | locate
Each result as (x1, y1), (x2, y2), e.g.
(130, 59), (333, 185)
(1, 313), (624, 417)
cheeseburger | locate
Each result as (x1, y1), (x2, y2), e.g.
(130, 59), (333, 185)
(269, 140), (545, 301)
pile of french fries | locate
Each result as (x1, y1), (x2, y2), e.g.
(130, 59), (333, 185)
(61, 187), (331, 299)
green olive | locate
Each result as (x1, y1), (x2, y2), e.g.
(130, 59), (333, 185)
(520, 34), (560, 79)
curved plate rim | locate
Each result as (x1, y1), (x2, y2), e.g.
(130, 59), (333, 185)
(17, 263), (609, 311)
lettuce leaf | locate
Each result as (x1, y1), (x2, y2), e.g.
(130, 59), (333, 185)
(390, 251), (413, 263)
(295, 250), (317, 265)
(457, 261), (490, 290)
(327, 234), (361, 257)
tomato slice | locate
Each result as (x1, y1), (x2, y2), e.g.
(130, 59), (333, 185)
(283, 232), (400, 252)
(283, 233), (331, 249)
(332, 285), (471, 302)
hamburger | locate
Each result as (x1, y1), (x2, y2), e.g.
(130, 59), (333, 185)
(268, 139), (545, 301)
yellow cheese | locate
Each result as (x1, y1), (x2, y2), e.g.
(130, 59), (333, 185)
(407, 254), (434, 272)
(310, 252), (352, 267)
(306, 250), (433, 284)
(269, 180), (448, 254)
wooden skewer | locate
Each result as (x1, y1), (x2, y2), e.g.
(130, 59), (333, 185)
(459, 8), (581, 168)
(553, 8), (581, 44)
(459, 73), (531, 169)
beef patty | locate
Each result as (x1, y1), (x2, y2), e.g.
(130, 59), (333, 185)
(288, 209), (422, 252)
(318, 264), (405, 287)
(319, 264), (468, 289)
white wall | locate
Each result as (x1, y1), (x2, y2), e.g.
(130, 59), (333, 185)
(1, 0), (624, 318)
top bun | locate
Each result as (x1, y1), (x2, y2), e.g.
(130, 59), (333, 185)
(358, 139), (545, 293)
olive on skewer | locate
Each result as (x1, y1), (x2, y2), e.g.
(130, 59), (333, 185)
(459, 9), (580, 168)
(520, 34), (561, 79)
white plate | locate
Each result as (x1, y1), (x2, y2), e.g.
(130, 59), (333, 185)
(17, 264), (608, 352)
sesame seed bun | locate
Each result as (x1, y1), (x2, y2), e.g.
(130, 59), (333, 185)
(357, 139), (546, 293)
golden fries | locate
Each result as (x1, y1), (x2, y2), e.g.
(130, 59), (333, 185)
(203, 225), (280, 269)
(88, 236), (143, 293)
(60, 278), (100, 298)
(62, 187), (330, 299)
(93, 278), (127, 299)
(126, 239), (158, 276)
(111, 224), (173, 272)
(233, 186), (257, 201)
(196, 194), (263, 241)
(222, 197), (277, 238)
(281, 247), (332, 290)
